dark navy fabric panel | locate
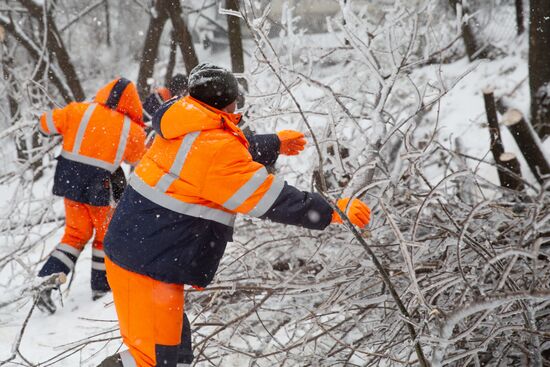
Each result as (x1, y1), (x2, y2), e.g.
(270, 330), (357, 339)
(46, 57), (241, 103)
(143, 92), (163, 123)
(105, 78), (130, 110)
(104, 186), (233, 287)
(151, 98), (178, 139)
(246, 133), (280, 167)
(155, 344), (178, 367)
(53, 156), (111, 206)
(110, 167), (127, 203)
(178, 313), (194, 364)
(91, 268), (110, 291)
(92, 255), (105, 263)
(38, 256), (71, 276)
(260, 183), (333, 230)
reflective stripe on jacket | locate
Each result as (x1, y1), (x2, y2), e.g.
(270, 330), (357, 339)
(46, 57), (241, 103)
(104, 96), (333, 286)
(40, 78), (147, 205)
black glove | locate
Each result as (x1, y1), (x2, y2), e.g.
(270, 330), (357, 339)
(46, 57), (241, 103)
(110, 167), (127, 202)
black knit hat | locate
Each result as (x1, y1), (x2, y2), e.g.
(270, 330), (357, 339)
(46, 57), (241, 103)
(188, 63), (239, 109)
(168, 73), (188, 96)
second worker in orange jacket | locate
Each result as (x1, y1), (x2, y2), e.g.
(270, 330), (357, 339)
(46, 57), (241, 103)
(36, 78), (147, 313)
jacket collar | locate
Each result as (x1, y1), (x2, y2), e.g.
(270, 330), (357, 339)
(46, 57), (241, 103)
(188, 96), (248, 148)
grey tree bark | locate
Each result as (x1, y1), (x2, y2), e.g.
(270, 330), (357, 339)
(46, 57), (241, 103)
(164, 0), (198, 75)
(502, 109), (550, 185)
(136, 1), (169, 100)
(529, 0), (550, 139)
(18, 0), (86, 101)
(448, 0), (487, 61)
(225, 0), (247, 90)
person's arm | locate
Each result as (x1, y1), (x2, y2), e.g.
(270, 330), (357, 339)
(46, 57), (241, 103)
(201, 138), (334, 230)
(38, 105), (70, 136)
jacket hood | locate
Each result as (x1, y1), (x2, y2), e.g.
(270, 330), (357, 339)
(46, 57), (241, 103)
(153, 95), (246, 145)
(94, 78), (144, 126)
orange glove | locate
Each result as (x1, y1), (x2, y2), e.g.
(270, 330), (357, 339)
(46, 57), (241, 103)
(331, 198), (371, 228)
(277, 130), (307, 155)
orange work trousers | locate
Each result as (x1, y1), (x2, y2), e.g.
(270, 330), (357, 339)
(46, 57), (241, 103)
(105, 257), (185, 367)
(61, 198), (113, 253)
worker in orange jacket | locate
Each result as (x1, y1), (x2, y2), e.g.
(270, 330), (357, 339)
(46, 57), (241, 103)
(36, 78), (147, 313)
(98, 64), (370, 367)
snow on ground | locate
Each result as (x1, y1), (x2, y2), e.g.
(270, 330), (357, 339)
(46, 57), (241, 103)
(0, 223), (121, 365)
(412, 38), (546, 188)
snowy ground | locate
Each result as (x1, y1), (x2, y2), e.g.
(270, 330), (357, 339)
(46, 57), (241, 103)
(1, 25), (549, 366)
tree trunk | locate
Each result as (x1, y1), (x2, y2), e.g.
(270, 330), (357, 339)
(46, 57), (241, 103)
(225, 0), (247, 90)
(18, 0), (85, 101)
(482, 88), (522, 190)
(449, 0), (487, 61)
(136, 1), (169, 100)
(104, 0), (111, 47)
(0, 17), (73, 103)
(515, 0), (525, 35)
(164, 0), (199, 75)
(483, 88), (505, 159)
(2, 47), (21, 126)
(502, 109), (550, 185)
(499, 153), (524, 191)
(3, 43), (43, 177)
(165, 30), (178, 86)
(45, 15), (86, 101)
(529, 0), (550, 139)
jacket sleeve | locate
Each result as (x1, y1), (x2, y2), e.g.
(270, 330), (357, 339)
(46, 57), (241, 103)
(142, 92), (162, 123)
(245, 133), (280, 166)
(123, 123), (147, 166)
(202, 138), (332, 230)
(38, 106), (69, 136)
(259, 183), (333, 230)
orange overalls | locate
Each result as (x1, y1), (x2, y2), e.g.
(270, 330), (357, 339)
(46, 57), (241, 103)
(37, 78), (146, 294)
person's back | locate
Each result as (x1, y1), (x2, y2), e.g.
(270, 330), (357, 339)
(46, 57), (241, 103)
(41, 78), (146, 204)
(37, 78), (147, 312)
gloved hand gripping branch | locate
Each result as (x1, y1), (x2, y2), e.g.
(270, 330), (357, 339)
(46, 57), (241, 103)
(331, 198), (371, 228)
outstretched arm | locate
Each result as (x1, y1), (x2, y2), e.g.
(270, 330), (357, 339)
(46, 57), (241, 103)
(201, 139), (369, 230)
(38, 105), (70, 136)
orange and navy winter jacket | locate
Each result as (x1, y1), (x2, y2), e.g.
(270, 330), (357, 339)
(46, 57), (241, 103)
(39, 78), (147, 206)
(104, 96), (333, 286)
